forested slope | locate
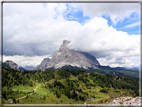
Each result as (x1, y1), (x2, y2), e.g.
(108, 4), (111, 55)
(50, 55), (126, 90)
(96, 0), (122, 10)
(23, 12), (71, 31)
(2, 67), (139, 104)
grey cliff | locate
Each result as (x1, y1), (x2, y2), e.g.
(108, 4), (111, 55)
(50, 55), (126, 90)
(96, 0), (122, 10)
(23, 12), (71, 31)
(35, 58), (50, 71)
(46, 40), (100, 69)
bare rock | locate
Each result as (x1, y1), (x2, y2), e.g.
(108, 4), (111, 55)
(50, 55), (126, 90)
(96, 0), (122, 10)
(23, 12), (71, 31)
(35, 58), (50, 71)
(107, 97), (141, 106)
(46, 40), (100, 69)
(3, 60), (20, 71)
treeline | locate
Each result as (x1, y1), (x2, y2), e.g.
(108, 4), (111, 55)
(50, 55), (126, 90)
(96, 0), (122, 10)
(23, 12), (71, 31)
(3, 67), (139, 92)
(90, 73), (139, 94)
(2, 67), (139, 101)
(61, 65), (139, 80)
(2, 68), (55, 88)
(44, 78), (88, 101)
(2, 68), (85, 88)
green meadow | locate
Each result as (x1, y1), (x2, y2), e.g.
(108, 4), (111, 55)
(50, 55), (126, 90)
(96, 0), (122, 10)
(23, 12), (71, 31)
(2, 68), (139, 104)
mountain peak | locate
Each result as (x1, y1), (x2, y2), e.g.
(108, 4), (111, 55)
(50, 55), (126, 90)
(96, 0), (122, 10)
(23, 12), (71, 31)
(63, 40), (70, 46)
(58, 40), (71, 52)
(45, 40), (100, 70)
(3, 60), (20, 71)
(35, 58), (50, 71)
(35, 40), (100, 71)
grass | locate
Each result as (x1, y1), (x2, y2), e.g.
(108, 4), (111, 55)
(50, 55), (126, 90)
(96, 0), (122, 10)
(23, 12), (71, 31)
(3, 72), (136, 104)
(2, 98), (9, 104)
(46, 79), (55, 84)
(12, 85), (34, 90)
(36, 86), (49, 95)
(17, 92), (84, 104)
(82, 85), (110, 103)
(69, 76), (78, 80)
(13, 92), (29, 99)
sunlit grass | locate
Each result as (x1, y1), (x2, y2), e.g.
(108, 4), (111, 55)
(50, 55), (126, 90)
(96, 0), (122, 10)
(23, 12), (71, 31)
(12, 85), (34, 90)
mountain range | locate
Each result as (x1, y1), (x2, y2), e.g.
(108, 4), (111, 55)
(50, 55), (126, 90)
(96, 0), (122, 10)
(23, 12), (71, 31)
(35, 40), (100, 71)
(24, 66), (36, 71)
(35, 58), (50, 71)
(2, 40), (139, 79)
(2, 60), (26, 71)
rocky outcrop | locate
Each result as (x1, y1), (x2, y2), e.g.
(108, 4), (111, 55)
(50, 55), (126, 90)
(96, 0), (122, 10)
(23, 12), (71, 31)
(19, 66), (26, 71)
(107, 97), (141, 106)
(3, 60), (20, 71)
(35, 58), (50, 71)
(46, 40), (100, 69)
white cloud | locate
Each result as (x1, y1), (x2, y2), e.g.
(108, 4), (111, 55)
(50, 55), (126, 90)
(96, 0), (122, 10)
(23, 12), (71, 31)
(98, 55), (140, 68)
(70, 3), (140, 25)
(124, 21), (140, 28)
(3, 55), (52, 67)
(3, 3), (140, 68)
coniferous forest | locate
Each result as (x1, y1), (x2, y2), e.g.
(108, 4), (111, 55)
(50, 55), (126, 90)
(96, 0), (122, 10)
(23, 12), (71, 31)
(2, 67), (139, 104)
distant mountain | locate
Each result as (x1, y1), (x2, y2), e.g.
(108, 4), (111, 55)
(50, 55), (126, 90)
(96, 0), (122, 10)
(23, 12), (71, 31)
(125, 66), (139, 70)
(19, 66), (27, 71)
(57, 65), (139, 79)
(35, 58), (50, 71)
(2, 60), (28, 72)
(45, 40), (100, 70)
(3, 60), (20, 71)
(34, 40), (139, 79)
(24, 66), (36, 71)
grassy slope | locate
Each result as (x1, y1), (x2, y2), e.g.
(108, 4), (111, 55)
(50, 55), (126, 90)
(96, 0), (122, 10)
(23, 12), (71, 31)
(2, 69), (138, 104)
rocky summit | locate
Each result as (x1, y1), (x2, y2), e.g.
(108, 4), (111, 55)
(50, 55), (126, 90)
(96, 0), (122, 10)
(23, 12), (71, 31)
(45, 40), (100, 70)
(35, 58), (50, 71)
(3, 60), (20, 71)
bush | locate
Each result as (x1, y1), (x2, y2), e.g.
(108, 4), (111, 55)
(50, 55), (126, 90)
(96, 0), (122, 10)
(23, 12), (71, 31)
(56, 90), (61, 98)
(47, 83), (53, 88)
(100, 88), (108, 93)
(43, 95), (46, 100)
(57, 69), (70, 78)
(119, 101), (123, 104)
(13, 98), (16, 104)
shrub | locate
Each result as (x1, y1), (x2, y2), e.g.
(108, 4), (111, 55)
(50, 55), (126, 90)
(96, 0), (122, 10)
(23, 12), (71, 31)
(47, 83), (53, 88)
(43, 95), (46, 100)
(119, 101), (123, 104)
(56, 90), (61, 98)
(100, 88), (108, 93)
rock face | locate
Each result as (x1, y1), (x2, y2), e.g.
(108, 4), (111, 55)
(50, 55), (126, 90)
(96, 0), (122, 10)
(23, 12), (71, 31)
(3, 60), (20, 71)
(19, 66), (26, 71)
(35, 58), (50, 71)
(107, 97), (141, 106)
(46, 40), (100, 69)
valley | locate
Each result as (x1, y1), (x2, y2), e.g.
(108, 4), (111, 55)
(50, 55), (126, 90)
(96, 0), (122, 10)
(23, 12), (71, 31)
(2, 67), (139, 105)
(2, 40), (140, 105)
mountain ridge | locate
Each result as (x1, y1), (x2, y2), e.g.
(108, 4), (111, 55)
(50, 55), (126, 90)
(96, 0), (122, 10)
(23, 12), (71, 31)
(3, 60), (21, 71)
(35, 58), (50, 71)
(24, 66), (36, 71)
(45, 40), (100, 70)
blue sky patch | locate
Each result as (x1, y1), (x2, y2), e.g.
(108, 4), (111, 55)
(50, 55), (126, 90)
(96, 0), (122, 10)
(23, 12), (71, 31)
(65, 10), (91, 25)
(101, 12), (140, 35)
(63, 4), (91, 25)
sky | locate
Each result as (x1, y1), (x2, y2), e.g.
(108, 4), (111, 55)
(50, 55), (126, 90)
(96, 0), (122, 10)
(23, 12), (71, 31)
(3, 2), (141, 68)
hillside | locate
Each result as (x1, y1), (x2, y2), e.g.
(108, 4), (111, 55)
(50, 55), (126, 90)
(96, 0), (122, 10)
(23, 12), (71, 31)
(34, 40), (139, 80)
(51, 65), (139, 80)
(2, 67), (139, 104)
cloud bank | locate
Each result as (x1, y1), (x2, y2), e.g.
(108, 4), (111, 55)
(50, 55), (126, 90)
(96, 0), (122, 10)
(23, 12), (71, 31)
(3, 3), (140, 67)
